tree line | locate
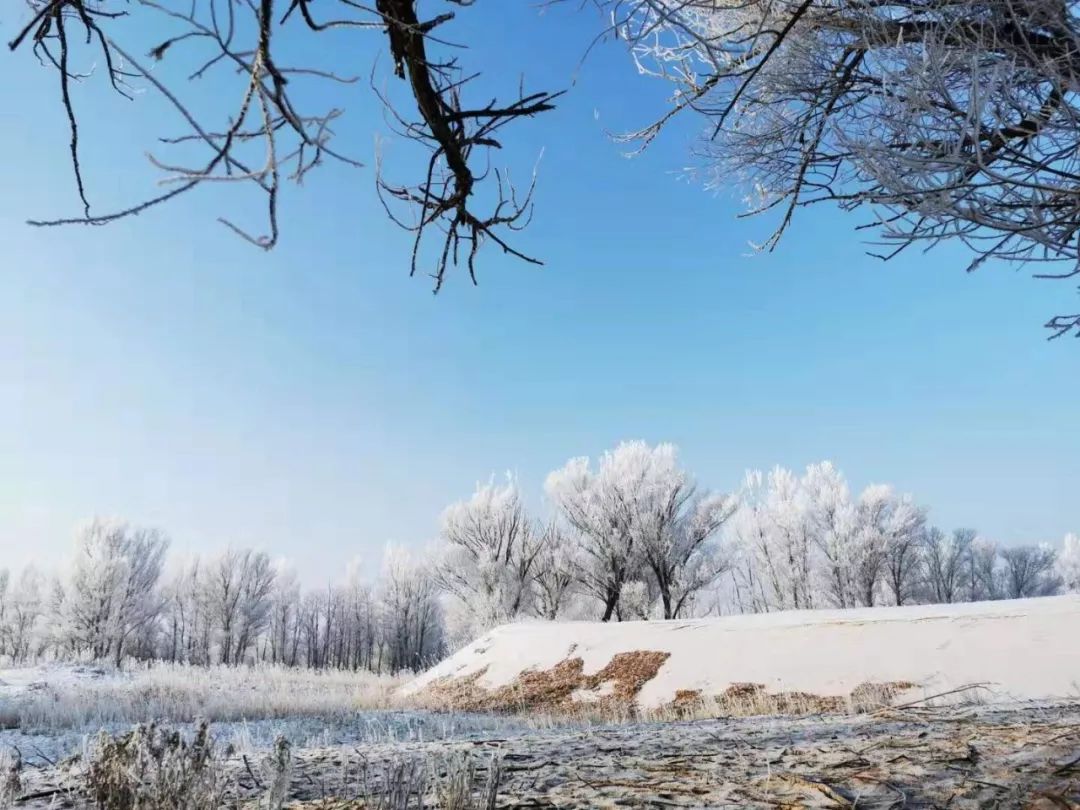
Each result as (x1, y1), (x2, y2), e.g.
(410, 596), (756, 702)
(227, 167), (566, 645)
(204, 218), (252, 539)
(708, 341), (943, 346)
(2, 442), (1078, 669)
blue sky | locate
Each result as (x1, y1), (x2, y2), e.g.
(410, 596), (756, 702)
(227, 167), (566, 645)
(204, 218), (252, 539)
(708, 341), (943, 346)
(1, 2), (1077, 582)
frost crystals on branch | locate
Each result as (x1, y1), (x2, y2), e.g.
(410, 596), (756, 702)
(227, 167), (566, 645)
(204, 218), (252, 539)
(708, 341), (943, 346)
(606, 0), (1080, 335)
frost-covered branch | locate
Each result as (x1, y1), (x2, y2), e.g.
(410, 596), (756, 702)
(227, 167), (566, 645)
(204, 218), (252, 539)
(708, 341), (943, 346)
(605, 0), (1080, 335)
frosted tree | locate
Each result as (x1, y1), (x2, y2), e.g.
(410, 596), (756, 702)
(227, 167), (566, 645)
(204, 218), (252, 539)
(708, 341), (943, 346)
(65, 519), (169, 665)
(724, 473), (775, 614)
(1059, 534), (1080, 593)
(435, 475), (546, 639)
(967, 538), (1005, 602)
(852, 486), (927, 607)
(1000, 544), (1061, 598)
(532, 523), (580, 620)
(763, 467), (817, 610)
(626, 447), (736, 619)
(547, 441), (732, 620)
(546, 449), (641, 621)
(268, 563), (302, 667)
(619, 580), (657, 620)
(922, 528), (975, 604)
(378, 546), (445, 672)
(161, 556), (213, 664)
(883, 520), (927, 607)
(3, 568), (45, 663)
(0, 569), (8, 658)
(611, 0), (1080, 336)
(651, 488), (736, 619)
(342, 565), (380, 671)
(203, 549), (276, 665)
(232, 552), (276, 663)
(726, 468), (814, 613)
(803, 463), (858, 608)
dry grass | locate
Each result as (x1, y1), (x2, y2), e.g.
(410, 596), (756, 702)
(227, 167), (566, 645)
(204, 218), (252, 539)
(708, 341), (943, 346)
(409, 649), (923, 722)
(412, 651), (671, 716)
(85, 722), (229, 810)
(0, 748), (21, 809)
(72, 724), (504, 810)
(657, 679), (920, 719)
(5, 663), (407, 733)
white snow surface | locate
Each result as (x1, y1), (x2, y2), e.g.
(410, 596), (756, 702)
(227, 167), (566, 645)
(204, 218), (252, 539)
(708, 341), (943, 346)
(406, 595), (1080, 707)
(0, 663), (116, 701)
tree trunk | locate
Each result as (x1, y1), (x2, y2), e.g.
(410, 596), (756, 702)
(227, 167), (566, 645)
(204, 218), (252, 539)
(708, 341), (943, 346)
(600, 589), (619, 622)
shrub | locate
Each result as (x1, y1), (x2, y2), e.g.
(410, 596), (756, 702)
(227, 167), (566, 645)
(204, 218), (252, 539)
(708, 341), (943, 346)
(85, 721), (229, 810)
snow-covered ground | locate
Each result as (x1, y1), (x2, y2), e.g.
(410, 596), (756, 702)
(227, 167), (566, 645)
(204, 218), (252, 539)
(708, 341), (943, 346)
(0, 664), (112, 703)
(407, 595), (1080, 708)
(0, 661), (402, 731)
(0, 662), (561, 765)
(0, 662), (409, 763)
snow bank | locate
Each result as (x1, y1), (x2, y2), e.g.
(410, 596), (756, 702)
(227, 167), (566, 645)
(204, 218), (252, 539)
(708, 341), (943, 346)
(406, 595), (1080, 708)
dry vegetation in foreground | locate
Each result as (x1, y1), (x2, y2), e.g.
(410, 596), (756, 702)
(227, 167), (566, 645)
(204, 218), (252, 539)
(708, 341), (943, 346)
(5, 701), (1080, 808)
(3, 721), (505, 810)
(1, 664), (406, 733)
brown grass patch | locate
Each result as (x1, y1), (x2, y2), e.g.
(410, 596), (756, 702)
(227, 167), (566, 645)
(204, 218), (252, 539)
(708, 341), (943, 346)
(849, 680), (918, 711)
(414, 650), (671, 715)
(661, 680), (919, 718)
(414, 652), (918, 720)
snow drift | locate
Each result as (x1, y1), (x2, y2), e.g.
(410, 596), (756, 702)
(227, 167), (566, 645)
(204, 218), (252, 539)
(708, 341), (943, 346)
(406, 595), (1080, 709)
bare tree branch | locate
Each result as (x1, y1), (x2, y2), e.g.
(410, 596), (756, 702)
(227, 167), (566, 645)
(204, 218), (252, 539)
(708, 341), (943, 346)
(9, 0), (562, 288)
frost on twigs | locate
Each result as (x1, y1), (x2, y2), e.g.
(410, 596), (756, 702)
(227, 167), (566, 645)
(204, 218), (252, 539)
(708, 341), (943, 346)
(0, 748), (22, 809)
(85, 721), (229, 810)
(604, 0), (1080, 334)
(9, 0), (561, 288)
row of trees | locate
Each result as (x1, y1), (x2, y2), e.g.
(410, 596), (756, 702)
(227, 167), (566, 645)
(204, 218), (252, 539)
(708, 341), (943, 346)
(435, 444), (1078, 641)
(0, 523), (445, 673)
(2, 443), (1078, 668)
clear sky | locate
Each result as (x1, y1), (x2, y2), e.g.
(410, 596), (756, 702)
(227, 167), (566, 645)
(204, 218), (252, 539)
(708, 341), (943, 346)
(1, 2), (1077, 583)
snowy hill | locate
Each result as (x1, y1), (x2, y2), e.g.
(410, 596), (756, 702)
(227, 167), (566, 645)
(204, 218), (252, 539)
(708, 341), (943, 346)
(406, 595), (1080, 710)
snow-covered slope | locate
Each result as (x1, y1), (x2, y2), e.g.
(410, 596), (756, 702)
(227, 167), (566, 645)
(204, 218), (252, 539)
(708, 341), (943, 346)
(406, 595), (1080, 708)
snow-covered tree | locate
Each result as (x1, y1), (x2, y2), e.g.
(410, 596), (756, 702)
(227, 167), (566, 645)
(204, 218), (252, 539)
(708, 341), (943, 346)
(1, 568), (45, 663)
(547, 441), (733, 621)
(268, 562), (302, 666)
(629, 454), (736, 620)
(882, 516), (927, 607)
(0, 569), (9, 659)
(378, 546), (445, 672)
(435, 475), (545, 639)
(803, 462), (859, 608)
(852, 486), (927, 607)
(1059, 534), (1080, 594)
(615, 0), (1080, 335)
(726, 468), (815, 613)
(1000, 545), (1061, 599)
(202, 549), (276, 665)
(546, 449), (642, 621)
(65, 519), (169, 665)
(531, 523), (579, 620)
(922, 528), (975, 604)
(966, 539), (1005, 602)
